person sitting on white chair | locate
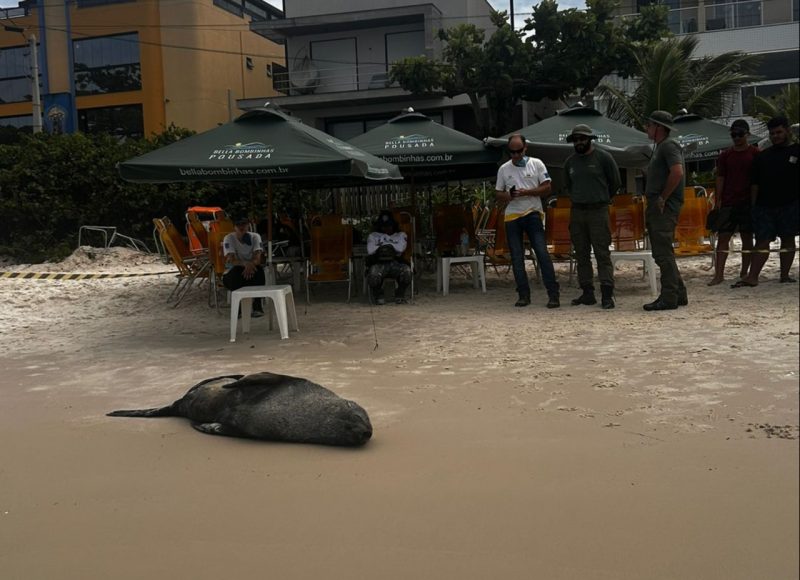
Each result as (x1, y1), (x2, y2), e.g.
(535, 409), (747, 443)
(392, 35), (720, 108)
(223, 216), (266, 317)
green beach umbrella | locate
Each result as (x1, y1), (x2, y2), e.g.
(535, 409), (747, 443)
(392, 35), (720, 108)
(487, 104), (653, 168)
(672, 112), (762, 161)
(118, 106), (402, 183)
(119, 105), (401, 261)
(348, 109), (501, 180)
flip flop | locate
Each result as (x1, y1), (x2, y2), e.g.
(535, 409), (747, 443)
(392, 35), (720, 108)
(730, 280), (757, 288)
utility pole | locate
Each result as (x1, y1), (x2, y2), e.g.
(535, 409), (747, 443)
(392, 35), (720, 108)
(510, 0), (515, 30)
(30, 34), (43, 133)
(3, 25), (43, 133)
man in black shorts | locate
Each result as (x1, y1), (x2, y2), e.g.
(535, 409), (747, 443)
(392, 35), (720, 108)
(708, 119), (759, 286)
(735, 116), (799, 287)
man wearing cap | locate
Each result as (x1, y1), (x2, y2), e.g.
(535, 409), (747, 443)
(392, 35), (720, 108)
(643, 110), (688, 311)
(495, 134), (560, 308)
(735, 115), (799, 287)
(564, 124), (621, 309)
(708, 119), (758, 286)
(366, 210), (412, 305)
(222, 217), (266, 316)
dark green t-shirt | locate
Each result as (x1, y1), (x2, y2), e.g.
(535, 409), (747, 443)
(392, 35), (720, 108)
(564, 147), (621, 204)
(646, 137), (685, 211)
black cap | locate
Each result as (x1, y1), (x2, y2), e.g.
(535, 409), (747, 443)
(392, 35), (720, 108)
(377, 210), (398, 229)
(730, 119), (749, 132)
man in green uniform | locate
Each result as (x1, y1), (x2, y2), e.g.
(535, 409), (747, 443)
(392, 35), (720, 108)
(643, 110), (688, 311)
(564, 124), (621, 309)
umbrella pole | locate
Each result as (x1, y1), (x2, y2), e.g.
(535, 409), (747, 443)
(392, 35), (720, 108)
(267, 179), (273, 267)
(411, 172), (417, 214)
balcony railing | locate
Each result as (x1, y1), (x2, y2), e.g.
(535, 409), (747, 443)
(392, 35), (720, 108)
(272, 61), (400, 97)
(621, 0), (797, 34)
(705, 0), (762, 30)
(1, 6), (28, 19)
(668, 7), (701, 34)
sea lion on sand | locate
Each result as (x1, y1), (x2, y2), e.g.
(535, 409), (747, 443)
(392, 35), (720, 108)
(108, 372), (372, 447)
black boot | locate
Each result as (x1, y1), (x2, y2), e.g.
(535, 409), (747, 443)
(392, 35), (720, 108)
(677, 288), (688, 307)
(395, 283), (409, 304)
(515, 292), (531, 307)
(600, 285), (615, 309)
(546, 292), (560, 309)
(571, 286), (597, 306)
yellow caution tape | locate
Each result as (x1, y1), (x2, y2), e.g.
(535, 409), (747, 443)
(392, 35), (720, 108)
(0, 271), (176, 280)
(713, 248), (799, 254)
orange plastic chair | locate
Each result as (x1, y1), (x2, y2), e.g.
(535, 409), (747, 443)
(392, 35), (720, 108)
(308, 214), (344, 227)
(483, 203), (512, 276)
(609, 194), (646, 251)
(207, 219), (234, 311)
(433, 204), (475, 256)
(545, 205), (575, 281)
(185, 206), (225, 254)
(395, 210), (417, 299)
(153, 217), (211, 306)
(675, 189), (713, 255)
(305, 217), (353, 303)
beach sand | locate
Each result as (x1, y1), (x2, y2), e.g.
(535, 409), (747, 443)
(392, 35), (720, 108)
(0, 247), (797, 580)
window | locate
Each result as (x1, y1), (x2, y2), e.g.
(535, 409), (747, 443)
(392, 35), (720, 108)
(310, 38), (357, 93)
(705, 0), (762, 30)
(73, 33), (141, 96)
(0, 114), (33, 128)
(215, 0), (281, 20)
(383, 31), (425, 87)
(0, 45), (39, 104)
(78, 104), (144, 139)
(76, 0), (135, 7)
(386, 31), (425, 65)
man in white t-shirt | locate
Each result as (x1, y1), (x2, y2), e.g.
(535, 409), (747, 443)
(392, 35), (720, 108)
(222, 216), (266, 316)
(495, 134), (560, 308)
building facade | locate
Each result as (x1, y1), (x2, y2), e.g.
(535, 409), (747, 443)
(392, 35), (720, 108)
(0, 0), (284, 137)
(616, 0), (799, 117)
(239, 0), (496, 139)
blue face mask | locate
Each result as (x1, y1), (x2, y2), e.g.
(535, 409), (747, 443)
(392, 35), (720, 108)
(512, 156), (528, 167)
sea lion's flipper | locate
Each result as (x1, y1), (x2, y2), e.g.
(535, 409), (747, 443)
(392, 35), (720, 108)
(223, 372), (299, 390)
(107, 405), (175, 418)
(191, 421), (244, 437)
(186, 374), (244, 395)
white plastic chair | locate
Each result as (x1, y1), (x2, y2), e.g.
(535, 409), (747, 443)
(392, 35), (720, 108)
(230, 285), (299, 342)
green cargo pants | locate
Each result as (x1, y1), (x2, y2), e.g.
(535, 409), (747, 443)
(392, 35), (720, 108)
(569, 207), (613, 289)
(645, 201), (686, 306)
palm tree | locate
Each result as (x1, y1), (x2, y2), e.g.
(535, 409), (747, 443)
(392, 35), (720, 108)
(751, 84), (799, 125)
(596, 36), (761, 129)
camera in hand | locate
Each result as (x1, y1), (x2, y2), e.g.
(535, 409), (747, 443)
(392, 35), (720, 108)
(510, 185), (517, 197)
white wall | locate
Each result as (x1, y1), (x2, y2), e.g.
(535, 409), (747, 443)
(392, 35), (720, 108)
(288, 22), (430, 93)
(285, 0), (493, 27)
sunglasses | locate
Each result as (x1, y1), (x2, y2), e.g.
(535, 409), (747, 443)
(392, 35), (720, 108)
(730, 131), (746, 138)
(508, 147), (525, 155)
